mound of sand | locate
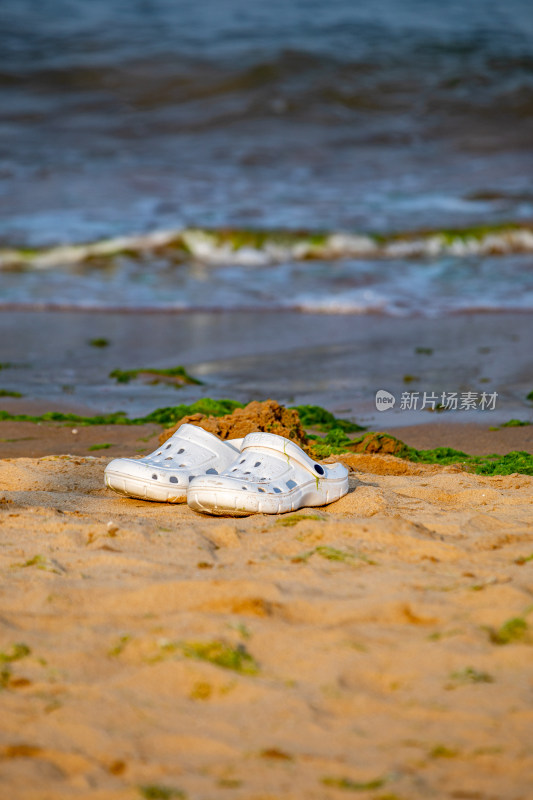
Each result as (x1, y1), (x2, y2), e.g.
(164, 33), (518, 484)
(159, 399), (308, 447)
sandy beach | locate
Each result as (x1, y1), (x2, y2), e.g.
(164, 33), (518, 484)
(3, 0), (533, 795)
(1, 448), (532, 800)
(0, 309), (532, 799)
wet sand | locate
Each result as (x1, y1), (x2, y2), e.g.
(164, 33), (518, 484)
(0, 419), (532, 461)
(0, 309), (532, 429)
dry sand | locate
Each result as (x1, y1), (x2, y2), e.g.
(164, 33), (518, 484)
(1, 450), (532, 800)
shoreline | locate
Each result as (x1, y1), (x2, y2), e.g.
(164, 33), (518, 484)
(1, 419), (532, 461)
(2, 303), (533, 316)
(0, 309), (532, 431)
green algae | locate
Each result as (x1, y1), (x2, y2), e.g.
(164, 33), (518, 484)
(309, 428), (355, 457)
(108, 634), (132, 658)
(138, 786), (186, 800)
(429, 745), (459, 758)
(322, 776), (387, 791)
(314, 546), (375, 565)
(11, 554), (63, 574)
(0, 389), (23, 397)
(293, 546), (375, 566)
(374, 220), (524, 245)
(88, 338), (109, 348)
(489, 616), (529, 645)
(0, 643), (31, 664)
(276, 513), (324, 527)
(14, 554), (47, 570)
(400, 443), (533, 475)
(527, 391), (533, 402)
(490, 419), (532, 430)
(0, 398), (243, 427)
(88, 443), (113, 451)
(409, 446), (471, 464)
(449, 667), (494, 684)
(431, 221), (524, 245)
(0, 667), (12, 690)
(472, 451), (533, 476)
(192, 227), (329, 254)
(0, 409), (132, 425)
(109, 365), (202, 386)
(292, 404), (364, 433)
(312, 429), (533, 476)
(0, 646), (35, 692)
(181, 640), (259, 675)
(146, 398), (243, 422)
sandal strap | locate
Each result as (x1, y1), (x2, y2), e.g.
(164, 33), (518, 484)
(240, 432), (327, 480)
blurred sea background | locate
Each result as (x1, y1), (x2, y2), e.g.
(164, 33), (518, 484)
(1, 0), (533, 315)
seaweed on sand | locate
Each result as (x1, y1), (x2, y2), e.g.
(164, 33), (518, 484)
(181, 640), (259, 675)
(109, 365), (202, 387)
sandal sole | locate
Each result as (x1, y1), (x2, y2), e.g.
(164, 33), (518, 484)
(105, 470), (187, 503)
(187, 477), (348, 516)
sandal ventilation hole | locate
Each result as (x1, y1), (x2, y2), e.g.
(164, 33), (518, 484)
(165, 444), (172, 449)
(165, 457), (173, 461)
(169, 476), (178, 484)
(242, 486), (248, 490)
(178, 448), (185, 454)
(286, 479), (297, 489)
(254, 461), (261, 467)
(258, 487), (265, 492)
(314, 464), (325, 475)
(152, 474), (158, 480)
(240, 458), (245, 464)
(273, 487), (281, 493)
(206, 468), (218, 475)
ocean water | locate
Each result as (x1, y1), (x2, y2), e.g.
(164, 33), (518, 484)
(1, 0), (533, 314)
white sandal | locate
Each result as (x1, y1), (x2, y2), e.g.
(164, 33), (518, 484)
(104, 423), (243, 502)
(187, 431), (349, 516)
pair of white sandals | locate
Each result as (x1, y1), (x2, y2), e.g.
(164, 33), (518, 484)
(104, 423), (348, 516)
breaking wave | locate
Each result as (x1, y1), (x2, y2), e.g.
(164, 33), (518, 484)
(2, 223), (533, 271)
